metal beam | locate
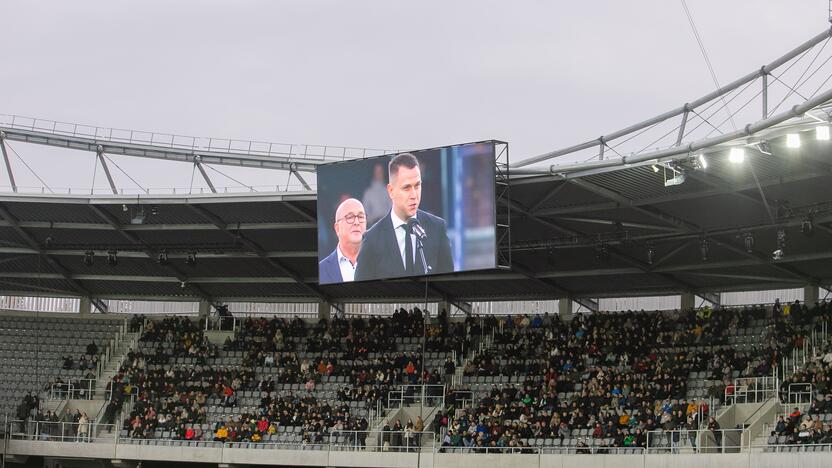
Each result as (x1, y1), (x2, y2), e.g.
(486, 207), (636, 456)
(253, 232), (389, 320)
(87, 204), (218, 304)
(96, 146), (118, 195)
(0, 203), (107, 312)
(0, 246), (316, 259)
(187, 204), (330, 301)
(503, 198), (702, 293)
(0, 126), (321, 173)
(281, 201), (317, 222)
(546, 216), (683, 233)
(560, 177), (818, 284)
(0, 132), (17, 193)
(512, 27), (832, 168)
(194, 157), (217, 194)
(528, 181), (569, 213)
(0, 220), (315, 231)
(289, 163), (311, 191)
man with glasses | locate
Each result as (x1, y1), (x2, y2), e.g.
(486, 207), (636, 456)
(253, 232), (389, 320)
(319, 198), (367, 284)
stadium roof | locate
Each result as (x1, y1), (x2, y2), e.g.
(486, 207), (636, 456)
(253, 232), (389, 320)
(2, 28), (832, 310)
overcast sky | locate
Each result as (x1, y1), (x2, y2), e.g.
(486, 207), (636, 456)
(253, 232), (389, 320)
(0, 0), (828, 193)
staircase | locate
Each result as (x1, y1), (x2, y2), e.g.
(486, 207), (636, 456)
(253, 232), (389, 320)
(95, 332), (139, 398)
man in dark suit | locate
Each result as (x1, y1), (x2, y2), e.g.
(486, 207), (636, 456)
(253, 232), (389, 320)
(319, 198), (366, 284)
(354, 153), (454, 281)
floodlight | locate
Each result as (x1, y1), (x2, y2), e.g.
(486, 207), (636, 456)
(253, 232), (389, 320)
(698, 154), (707, 169)
(743, 233), (754, 253)
(786, 133), (801, 149)
(817, 126), (830, 141)
(83, 251), (95, 266)
(802, 214), (814, 237)
(106, 249), (118, 266)
(729, 147), (745, 164)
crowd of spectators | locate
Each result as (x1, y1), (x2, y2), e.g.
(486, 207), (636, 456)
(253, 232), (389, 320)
(78, 300), (830, 452)
(440, 302), (830, 452)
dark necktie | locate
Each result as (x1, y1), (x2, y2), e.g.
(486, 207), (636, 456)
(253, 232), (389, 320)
(403, 224), (414, 274)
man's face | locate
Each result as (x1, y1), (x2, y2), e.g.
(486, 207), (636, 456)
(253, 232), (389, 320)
(388, 165), (421, 219)
(334, 200), (366, 248)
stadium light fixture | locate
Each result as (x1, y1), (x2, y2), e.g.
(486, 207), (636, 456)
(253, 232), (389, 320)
(651, 164), (660, 173)
(743, 233), (755, 253)
(699, 238), (709, 262)
(106, 249), (118, 266)
(157, 249), (169, 266)
(83, 250), (95, 267)
(185, 251), (197, 266)
(786, 133), (801, 149)
(817, 126), (830, 141)
(729, 147), (745, 164)
(698, 154), (707, 169)
(802, 213), (814, 237)
(647, 244), (655, 265)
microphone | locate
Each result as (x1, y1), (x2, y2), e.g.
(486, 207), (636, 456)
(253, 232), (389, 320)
(407, 218), (427, 241)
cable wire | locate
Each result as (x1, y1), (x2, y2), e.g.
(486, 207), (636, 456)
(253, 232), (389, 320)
(680, 0), (737, 131)
(103, 154), (148, 193)
(204, 163), (256, 192)
(4, 141), (53, 193)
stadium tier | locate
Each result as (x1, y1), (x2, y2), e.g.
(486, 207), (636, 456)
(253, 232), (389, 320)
(2, 301), (829, 465)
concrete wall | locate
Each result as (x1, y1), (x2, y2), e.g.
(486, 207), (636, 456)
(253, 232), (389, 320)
(8, 440), (832, 468)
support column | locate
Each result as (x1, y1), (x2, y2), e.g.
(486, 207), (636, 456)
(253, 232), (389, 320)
(681, 292), (695, 311)
(804, 285), (819, 306)
(198, 300), (212, 319)
(318, 301), (331, 321)
(79, 297), (92, 315)
(558, 298), (573, 323)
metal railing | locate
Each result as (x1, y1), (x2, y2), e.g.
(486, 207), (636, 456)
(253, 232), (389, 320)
(387, 384), (445, 409)
(725, 376), (778, 405)
(8, 419), (106, 443)
(646, 428), (745, 454)
(0, 113), (394, 164)
(47, 379), (96, 400)
(784, 383), (814, 418)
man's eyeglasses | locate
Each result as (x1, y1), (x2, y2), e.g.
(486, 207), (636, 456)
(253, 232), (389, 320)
(338, 213), (366, 224)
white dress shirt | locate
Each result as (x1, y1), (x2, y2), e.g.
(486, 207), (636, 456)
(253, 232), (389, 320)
(336, 246), (357, 282)
(391, 210), (417, 270)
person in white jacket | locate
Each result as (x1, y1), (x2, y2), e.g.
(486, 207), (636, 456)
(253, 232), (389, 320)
(77, 412), (90, 442)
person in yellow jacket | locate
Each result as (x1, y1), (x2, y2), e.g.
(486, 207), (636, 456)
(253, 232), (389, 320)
(214, 425), (228, 442)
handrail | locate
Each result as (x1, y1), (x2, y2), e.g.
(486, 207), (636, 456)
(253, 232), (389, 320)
(0, 113), (395, 167)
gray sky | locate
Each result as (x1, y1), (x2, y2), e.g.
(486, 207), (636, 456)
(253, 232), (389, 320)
(0, 0), (828, 193)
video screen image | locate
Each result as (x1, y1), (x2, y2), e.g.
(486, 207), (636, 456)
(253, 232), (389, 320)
(316, 142), (497, 284)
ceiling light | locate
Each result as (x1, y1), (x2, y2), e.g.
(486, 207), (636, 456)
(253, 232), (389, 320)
(651, 165), (660, 173)
(817, 126), (830, 141)
(647, 245), (655, 265)
(698, 154), (707, 169)
(700, 239), (709, 262)
(729, 147), (745, 164)
(786, 133), (801, 149)
(83, 251), (95, 267)
(185, 251), (197, 266)
(802, 214), (814, 237)
(743, 233), (755, 253)
(106, 249), (118, 266)
(157, 249), (169, 266)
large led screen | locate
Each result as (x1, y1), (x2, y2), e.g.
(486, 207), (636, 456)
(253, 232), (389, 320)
(317, 142), (497, 284)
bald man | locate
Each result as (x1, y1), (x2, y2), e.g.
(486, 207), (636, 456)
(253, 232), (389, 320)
(319, 198), (367, 284)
